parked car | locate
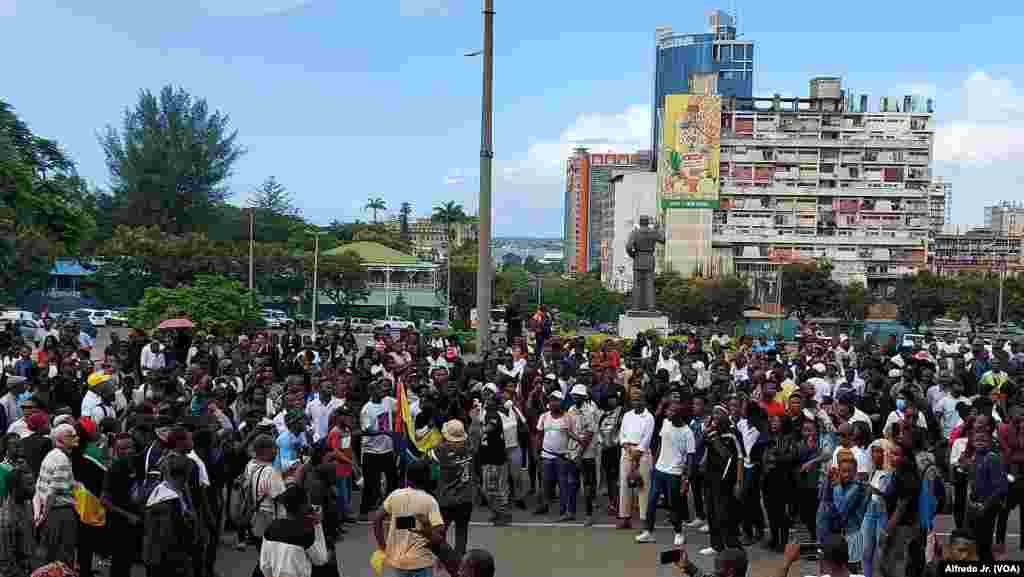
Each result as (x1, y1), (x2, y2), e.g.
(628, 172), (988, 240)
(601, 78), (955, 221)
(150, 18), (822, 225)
(88, 310), (110, 327)
(261, 309), (294, 329)
(425, 319), (449, 331)
(1, 309), (38, 324)
(16, 319), (47, 346)
(374, 316), (415, 331)
(107, 309), (129, 327)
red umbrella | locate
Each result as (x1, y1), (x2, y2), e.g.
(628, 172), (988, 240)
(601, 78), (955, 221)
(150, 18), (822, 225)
(158, 318), (194, 329)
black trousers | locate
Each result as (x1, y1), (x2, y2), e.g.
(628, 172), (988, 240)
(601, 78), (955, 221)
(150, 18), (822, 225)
(763, 474), (791, 548)
(797, 486), (817, 540)
(77, 522), (102, 577)
(601, 446), (620, 512)
(108, 520), (138, 577)
(360, 452), (398, 514)
(954, 474), (969, 529)
(741, 465), (765, 537)
(976, 508), (999, 563)
(690, 470), (705, 520)
(997, 483), (1023, 546)
(441, 501), (473, 561)
(706, 481), (740, 551)
(579, 458), (597, 516)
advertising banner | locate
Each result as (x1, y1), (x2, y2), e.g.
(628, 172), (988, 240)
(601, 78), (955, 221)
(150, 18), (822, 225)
(658, 94), (721, 209)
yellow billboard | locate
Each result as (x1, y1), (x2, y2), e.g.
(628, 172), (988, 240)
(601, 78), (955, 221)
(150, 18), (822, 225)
(658, 94), (721, 209)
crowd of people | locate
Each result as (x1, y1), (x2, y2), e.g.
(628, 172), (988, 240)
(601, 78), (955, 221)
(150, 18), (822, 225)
(0, 310), (1021, 577)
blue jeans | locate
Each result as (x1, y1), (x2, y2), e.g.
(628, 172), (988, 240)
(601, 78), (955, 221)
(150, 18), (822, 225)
(861, 501), (887, 577)
(646, 469), (684, 532)
(395, 568), (433, 577)
(335, 476), (352, 518)
(542, 459), (578, 515)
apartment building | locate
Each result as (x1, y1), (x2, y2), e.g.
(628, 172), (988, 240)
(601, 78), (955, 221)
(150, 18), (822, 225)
(705, 77), (948, 299)
(985, 201), (1024, 236)
(387, 216), (478, 261)
(564, 148), (651, 273)
(929, 225), (1024, 275)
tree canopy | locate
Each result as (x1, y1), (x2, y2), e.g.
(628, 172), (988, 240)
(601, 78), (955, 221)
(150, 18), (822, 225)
(99, 86), (244, 234)
(128, 274), (262, 334)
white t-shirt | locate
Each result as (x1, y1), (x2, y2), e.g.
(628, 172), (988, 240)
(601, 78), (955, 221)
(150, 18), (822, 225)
(655, 421), (695, 476)
(830, 445), (873, 475)
(537, 412), (571, 459)
(499, 410), (520, 449)
(361, 397), (397, 455)
(656, 357), (681, 383)
(808, 377), (832, 404)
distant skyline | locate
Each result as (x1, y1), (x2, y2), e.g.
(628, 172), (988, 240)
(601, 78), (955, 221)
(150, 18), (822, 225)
(2, 0), (1023, 236)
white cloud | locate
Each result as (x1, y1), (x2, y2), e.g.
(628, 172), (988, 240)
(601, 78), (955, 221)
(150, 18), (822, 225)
(0, 0), (15, 17)
(196, 0), (312, 16)
(934, 71), (1024, 166)
(489, 104), (650, 235)
(399, 0), (450, 17)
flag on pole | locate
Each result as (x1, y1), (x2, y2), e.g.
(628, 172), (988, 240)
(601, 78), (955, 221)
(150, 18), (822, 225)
(394, 378), (442, 455)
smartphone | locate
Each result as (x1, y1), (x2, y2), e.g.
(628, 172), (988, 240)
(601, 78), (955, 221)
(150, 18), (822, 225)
(799, 543), (822, 558)
(659, 549), (682, 565)
(395, 516), (416, 530)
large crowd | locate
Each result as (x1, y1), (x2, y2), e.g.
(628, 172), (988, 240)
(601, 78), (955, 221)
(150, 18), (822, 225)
(0, 308), (1020, 577)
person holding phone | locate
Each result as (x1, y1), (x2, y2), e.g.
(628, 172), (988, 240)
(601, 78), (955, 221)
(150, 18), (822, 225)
(667, 545), (747, 576)
(258, 484), (330, 577)
(372, 461), (446, 577)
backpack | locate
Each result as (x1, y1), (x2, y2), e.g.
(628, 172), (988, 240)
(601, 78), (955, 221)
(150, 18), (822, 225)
(130, 445), (164, 507)
(229, 464), (269, 531)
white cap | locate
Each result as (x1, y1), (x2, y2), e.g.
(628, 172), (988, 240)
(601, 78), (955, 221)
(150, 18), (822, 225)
(890, 355), (905, 368)
(544, 373), (557, 381)
(570, 384), (588, 397)
(549, 390), (564, 400)
(812, 363), (826, 373)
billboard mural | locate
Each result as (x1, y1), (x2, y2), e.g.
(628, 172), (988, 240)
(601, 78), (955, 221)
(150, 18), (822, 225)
(658, 94), (721, 209)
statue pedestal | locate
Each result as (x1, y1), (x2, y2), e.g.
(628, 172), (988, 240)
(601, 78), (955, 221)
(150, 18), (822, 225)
(618, 311), (669, 339)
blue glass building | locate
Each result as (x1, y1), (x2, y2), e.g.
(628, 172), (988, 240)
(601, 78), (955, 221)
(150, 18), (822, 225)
(651, 11), (754, 166)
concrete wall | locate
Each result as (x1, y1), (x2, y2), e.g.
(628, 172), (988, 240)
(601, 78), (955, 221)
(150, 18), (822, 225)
(607, 172), (658, 290)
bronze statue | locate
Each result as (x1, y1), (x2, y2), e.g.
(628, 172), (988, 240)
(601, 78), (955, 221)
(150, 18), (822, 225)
(626, 215), (665, 312)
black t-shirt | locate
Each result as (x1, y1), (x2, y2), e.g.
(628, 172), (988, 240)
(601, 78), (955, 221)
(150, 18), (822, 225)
(22, 433), (53, 477)
(478, 411), (506, 466)
(103, 457), (140, 515)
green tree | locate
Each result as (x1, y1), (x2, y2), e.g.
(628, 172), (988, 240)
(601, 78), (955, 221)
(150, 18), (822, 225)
(495, 266), (529, 304)
(365, 196), (386, 223)
(781, 260), (840, 321)
(654, 271), (705, 323)
(249, 176), (299, 217)
(432, 201), (468, 247)
(837, 280), (870, 322)
(128, 274), (261, 334)
(100, 86), (244, 234)
(350, 223), (412, 254)
(952, 271), (1000, 332)
(701, 275), (751, 323)
(895, 272), (949, 330)
(501, 253), (523, 268)
(315, 251), (370, 318)
(1, 100), (96, 301)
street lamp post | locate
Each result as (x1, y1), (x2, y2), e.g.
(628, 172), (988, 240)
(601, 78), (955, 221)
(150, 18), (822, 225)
(475, 0), (495, 355)
(309, 230), (327, 341)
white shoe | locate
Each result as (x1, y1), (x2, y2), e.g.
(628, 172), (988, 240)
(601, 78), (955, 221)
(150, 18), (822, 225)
(674, 533), (686, 546)
(686, 518), (705, 528)
(635, 531), (656, 544)
(699, 547), (716, 556)
(698, 523), (709, 533)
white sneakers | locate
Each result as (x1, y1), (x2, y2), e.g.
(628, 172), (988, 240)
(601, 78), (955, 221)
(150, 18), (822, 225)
(685, 518), (705, 528)
(699, 547), (716, 556)
(635, 531), (656, 544)
(674, 533), (686, 546)
(698, 523), (709, 533)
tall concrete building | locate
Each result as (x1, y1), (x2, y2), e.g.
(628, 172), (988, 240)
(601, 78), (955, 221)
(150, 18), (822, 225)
(652, 10), (754, 168)
(707, 78), (947, 300)
(929, 225), (1024, 276)
(386, 216), (478, 261)
(605, 171), (659, 291)
(985, 201), (1024, 236)
(563, 148), (651, 274)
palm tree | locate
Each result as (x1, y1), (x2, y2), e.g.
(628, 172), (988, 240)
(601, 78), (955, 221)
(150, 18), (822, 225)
(399, 202), (413, 243)
(432, 201), (468, 246)
(365, 196), (386, 223)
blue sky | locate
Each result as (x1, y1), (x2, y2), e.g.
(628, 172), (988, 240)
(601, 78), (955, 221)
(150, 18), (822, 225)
(3, 0), (1023, 237)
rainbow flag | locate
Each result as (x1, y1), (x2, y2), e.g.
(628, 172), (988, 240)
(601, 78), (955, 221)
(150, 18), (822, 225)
(394, 378), (442, 455)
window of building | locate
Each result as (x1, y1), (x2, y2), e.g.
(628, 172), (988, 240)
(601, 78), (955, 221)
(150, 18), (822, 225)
(720, 45), (731, 61)
(745, 45), (753, 60)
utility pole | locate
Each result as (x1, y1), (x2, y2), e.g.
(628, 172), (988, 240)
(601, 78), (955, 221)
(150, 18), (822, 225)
(476, 0), (494, 355)
(248, 208), (255, 299)
(311, 232), (322, 341)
